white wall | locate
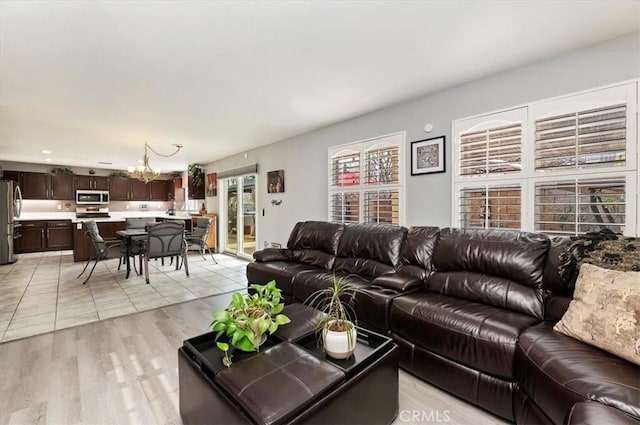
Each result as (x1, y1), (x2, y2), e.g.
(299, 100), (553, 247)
(204, 32), (640, 248)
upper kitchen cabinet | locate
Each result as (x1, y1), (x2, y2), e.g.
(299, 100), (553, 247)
(149, 180), (168, 201)
(76, 175), (109, 191)
(1, 170), (20, 186)
(49, 174), (75, 200)
(130, 179), (149, 201)
(109, 177), (150, 201)
(21, 172), (50, 199)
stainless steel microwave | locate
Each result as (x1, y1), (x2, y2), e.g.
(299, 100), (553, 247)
(76, 190), (109, 205)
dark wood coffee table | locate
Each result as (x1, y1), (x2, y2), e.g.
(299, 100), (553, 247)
(178, 304), (399, 425)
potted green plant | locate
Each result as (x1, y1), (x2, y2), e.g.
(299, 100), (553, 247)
(188, 164), (204, 187)
(305, 276), (358, 360)
(210, 281), (290, 366)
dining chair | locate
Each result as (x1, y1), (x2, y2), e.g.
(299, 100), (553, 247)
(185, 217), (217, 263)
(142, 221), (189, 284)
(77, 220), (127, 284)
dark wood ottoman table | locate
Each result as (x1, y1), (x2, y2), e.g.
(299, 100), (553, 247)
(178, 303), (399, 425)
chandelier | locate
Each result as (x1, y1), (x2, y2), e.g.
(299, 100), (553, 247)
(128, 142), (183, 183)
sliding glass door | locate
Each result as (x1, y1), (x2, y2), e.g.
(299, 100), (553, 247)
(222, 174), (257, 258)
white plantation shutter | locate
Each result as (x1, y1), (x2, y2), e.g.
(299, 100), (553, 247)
(459, 185), (522, 230)
(535, 104), (627, 170)
(330, 192), (360, 223)
(329, 133), (404, 225)
(453, 81), (637, 236)
(535, 178), (626, 235)
(460, 124), (522, 176)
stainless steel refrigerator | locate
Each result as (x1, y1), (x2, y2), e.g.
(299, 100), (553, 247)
(0, 180), (22, 264)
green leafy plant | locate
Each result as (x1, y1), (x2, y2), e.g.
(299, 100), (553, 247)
(210, 281), (290, 366)
(188, 164), (204, 187)
(49, 167), (75, 175)
(109, 170), (130, 178)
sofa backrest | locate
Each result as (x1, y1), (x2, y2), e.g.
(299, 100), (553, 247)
(333, 223), (407, 278)
(289, 221), (344, 270)
(397, 226), (440, 280)
(542, 237), (574, 321)
(428, 228), (550, 320)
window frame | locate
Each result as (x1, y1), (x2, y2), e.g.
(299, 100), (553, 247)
(328, 131), (406, 225)
(452, 80), (638, 236)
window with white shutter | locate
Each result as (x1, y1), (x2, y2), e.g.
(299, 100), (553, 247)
(329, 133), (404, 225)
(459, 185), (522, 230)
(460, 123), (522, 176)
(535, 104), (627, 170)
(453, 81), (637, 236)
(535, 178), (626, 235)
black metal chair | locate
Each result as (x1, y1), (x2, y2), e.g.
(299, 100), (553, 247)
(125, 217), (156, 272)
(142, 221), (189, 284)
(185, 217), (217, 263)
(77, 221), (127, 285)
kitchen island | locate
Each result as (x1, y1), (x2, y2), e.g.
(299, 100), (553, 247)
(17, 212), (198, 262)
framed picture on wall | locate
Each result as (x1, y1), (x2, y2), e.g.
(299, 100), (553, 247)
(206, 173), (217, 197)
(267, 169), (285, 193)
(411, 136), (445, 175)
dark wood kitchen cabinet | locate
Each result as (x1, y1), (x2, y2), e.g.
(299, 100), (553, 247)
(15, 221), (46, 253)
(50, 174), (75, 200)
(15, 220), (73, 253)
(149, 180), (167, 201)
(130, 179), (149, 201)
(2, 170), (20, 186)
(188, 178), (205, 200)
(21, 172), (50, 199)
(46, 221), (74, 249)
(109, 177), (150, 201)
(109, 177), (130, 200)
(76, 175), (109, 191)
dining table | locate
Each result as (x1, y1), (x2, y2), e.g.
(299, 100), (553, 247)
(116, 229), (146, 279)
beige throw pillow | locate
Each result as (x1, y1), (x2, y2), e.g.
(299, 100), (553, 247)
(554, 263), (640, 365)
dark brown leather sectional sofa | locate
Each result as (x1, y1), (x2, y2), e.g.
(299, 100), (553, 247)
(247, 221), (640, 424)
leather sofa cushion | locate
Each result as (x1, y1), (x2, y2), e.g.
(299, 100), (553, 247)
(356, 286), (405, 332)
(433, 228), (549, 289)
(399, 226), (440, 278)
(290, 221), (344, 255)
(336, 223), (407, 268)
(567, 401), (639, 425)
(246, 262), (323, 295)
(428, 271), (545, 320)
(216, 342), (344, 425)
(543, 236), (574, 296)
(391, 292), (539, 380)
(293, 249), (336, 270)
(514, 322), (640, 424)
(253, 248), (294, 262)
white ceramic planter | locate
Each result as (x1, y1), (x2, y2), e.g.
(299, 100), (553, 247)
(323, 320), (357, 359)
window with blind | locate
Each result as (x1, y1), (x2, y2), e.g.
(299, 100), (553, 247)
(453, 81), (637, 236)
(329, 133), (404, 225)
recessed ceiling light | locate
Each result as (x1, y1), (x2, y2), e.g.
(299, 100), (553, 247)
(45, 158), (52, 162)
(137, 159), (144, 163)
(98, 161), (112, 165)
(41, 150), (52, 154)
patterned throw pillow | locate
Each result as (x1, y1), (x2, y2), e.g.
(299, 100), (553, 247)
(554, 263), (640, 365)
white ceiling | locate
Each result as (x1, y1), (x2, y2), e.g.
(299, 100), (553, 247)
(1, 1), (638, 172)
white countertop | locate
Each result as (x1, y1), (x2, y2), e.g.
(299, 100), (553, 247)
(17, 211), (198, 223)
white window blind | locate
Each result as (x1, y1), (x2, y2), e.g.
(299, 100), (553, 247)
(459, 123), (522, 176)
(535, 104), (627, 170)
(329, 133), (404, 225)
(535, 178), (626, 236)
(453, 81), (637, 236)
(459, 185), (522, 230)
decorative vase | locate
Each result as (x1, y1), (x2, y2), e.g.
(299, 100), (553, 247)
(322, 320), (357, 359)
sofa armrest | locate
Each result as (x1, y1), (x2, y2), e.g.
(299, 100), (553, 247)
(253, 248), (294, 262)
(371, 274), (423, 293)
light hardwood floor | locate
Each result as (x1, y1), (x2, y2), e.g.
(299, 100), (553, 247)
(0, 293), (507, 425)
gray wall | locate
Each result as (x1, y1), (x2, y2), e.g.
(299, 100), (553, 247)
(205, 32), (640, 248)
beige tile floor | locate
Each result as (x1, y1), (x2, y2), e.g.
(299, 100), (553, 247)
(0, 250), (248, 343)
